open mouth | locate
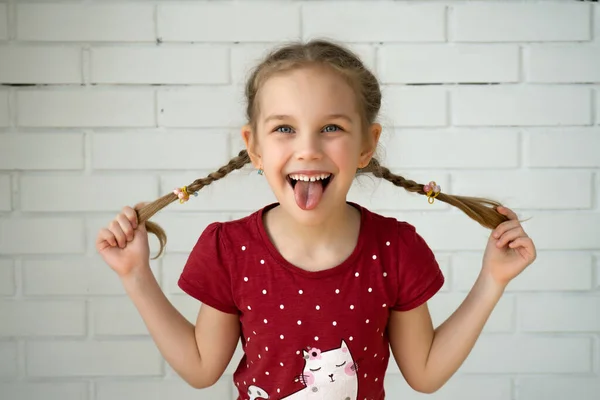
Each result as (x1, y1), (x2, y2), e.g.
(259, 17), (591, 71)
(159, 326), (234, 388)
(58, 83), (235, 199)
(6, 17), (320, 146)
(286, 173), (333, 190)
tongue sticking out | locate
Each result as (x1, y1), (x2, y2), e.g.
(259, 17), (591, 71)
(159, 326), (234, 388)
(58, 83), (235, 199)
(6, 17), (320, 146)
(293, 180), (324, 210)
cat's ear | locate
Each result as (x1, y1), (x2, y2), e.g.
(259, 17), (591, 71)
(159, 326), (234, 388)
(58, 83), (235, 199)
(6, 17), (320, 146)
(340, 339), (348, 350)
(302, 350), (309, 360)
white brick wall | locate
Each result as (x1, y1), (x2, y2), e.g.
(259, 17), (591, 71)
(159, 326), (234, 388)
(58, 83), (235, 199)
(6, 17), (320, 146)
(0, 1), (598, 400)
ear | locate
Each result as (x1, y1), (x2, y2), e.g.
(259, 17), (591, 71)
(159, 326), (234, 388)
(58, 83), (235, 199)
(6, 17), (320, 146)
(358, 123), (382, 168)
(241, 124), (262, 169)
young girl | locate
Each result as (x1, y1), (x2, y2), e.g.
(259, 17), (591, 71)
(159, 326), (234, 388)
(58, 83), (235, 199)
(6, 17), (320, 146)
(96, 39), (536, 400)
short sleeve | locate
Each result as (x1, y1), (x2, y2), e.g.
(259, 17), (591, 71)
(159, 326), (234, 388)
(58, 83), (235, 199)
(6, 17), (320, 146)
(392, 222), (444, 312)
(178, 222), (239, 315)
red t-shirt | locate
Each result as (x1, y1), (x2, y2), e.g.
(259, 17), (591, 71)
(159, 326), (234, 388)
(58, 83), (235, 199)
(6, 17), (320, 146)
(178, 202), (444, 400)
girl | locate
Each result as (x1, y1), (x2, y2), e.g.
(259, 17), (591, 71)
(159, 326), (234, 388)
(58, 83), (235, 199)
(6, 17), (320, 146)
(96, 40), (536, 400)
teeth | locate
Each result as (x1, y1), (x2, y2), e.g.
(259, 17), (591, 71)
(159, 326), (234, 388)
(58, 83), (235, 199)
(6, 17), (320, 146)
(288, 173), (331, 182)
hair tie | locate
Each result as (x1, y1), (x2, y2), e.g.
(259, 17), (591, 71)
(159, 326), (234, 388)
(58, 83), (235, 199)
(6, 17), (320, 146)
(173, 186), (198, 204)
(423, 181), (441, 204)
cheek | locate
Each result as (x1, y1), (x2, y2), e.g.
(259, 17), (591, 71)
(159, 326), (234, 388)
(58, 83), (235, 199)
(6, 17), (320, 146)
(344, 362), (356, 376)
(304, 371), (315, 386)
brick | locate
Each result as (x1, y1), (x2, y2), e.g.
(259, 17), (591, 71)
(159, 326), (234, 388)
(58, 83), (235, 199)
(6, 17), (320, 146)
(527, 45), (600, 83)
(380, 86), (447, 127)
(303, 3), (444, 42)
(231, 44), (278, 85)
(97, 379), (232, 400)
(596, 4), (600, 41)
(92, 131), (228, 170)
(91, 297), (148, 336)
(519, 294), (600, 332)
(384, 129), (519, 169)
(0, 218), (85, 255)
(525, 213), (600, 250)
(597, 90), (600, 125)
(453, 3), (590, 42)
(0, 133), (84, 170)
(158, 88), (244, 128)
(0, 175), (10, 211)
(347, 172), (450, 211)
(452, 86), (592, 126)
(0, 300), (85, 337)
(17, 4), (154, 42)
(0, 382), (88, 400)
(384, 376), (511, 400)
(379, 45), (519, 84)
(160, 170), (277, 212)
(429, 294), (514, 333)
(23, 258), (160, 297)
(453, 252), (594, 292)
(225, 345), (244, 376)
(518, 377), (600, 400)
(231, 43), (376, 85)
(158, 3), (300, 42)
(162, 254), (188, 294)
(525, 128), (600, 168)
(0, 90), (8, 126)
(0, 341), (17, 377)
(26, 340), (162, 377)
(0, 4), (7, 40)
(461, 336), (591, 373)
(91, 46), (229, 85)
(596, 254), (600, 289)
(17, 91), (155, 128)
(452, 170), (593, 209)
(0, 46), (82, 84)
(149, 213), (230, 253)
(20, 175), (158, 212)
(0, 259), (14, 296)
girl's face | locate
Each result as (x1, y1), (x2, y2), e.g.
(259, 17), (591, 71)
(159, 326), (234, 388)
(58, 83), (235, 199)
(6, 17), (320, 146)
(242, 65), (381, 225)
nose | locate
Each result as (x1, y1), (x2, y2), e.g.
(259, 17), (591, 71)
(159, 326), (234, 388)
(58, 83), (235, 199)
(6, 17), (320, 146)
(295, 131), (323, 161)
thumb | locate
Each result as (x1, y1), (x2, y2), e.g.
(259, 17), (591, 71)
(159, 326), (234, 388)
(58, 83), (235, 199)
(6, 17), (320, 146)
(133, 201), (151, 232)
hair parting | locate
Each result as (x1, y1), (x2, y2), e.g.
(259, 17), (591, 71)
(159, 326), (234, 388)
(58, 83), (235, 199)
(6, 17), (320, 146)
(133, 39), (509, 259)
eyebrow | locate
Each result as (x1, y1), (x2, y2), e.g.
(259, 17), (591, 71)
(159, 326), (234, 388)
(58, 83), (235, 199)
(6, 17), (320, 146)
(263, 114), (354, 124)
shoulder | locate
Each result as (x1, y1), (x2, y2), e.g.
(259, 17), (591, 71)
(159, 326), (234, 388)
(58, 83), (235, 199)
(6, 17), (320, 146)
(191, 204), (272, 258)
(355, 203), (421, 239)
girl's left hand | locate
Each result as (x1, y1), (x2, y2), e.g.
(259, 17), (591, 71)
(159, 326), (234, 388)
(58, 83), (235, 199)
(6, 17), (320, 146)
(482, 206), (537, 288)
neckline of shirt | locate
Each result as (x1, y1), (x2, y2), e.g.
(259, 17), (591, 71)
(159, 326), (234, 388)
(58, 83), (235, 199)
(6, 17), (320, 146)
(255, 202), (368, 279)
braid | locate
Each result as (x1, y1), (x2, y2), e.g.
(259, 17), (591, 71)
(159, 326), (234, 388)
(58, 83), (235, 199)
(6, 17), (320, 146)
(365, 158), (509, 230)
(139, 150), (251, 259)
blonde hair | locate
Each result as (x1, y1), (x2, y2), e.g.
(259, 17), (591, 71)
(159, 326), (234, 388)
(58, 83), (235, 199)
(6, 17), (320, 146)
(137, 39), (508, 259)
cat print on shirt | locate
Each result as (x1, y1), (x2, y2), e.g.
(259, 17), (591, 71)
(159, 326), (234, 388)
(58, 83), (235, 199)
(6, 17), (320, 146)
(250, 339), (358, 400)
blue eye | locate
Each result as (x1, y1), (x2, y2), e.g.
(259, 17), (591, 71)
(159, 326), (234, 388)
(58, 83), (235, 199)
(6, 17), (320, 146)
(275, 125), (294, 134)
(323, 124), (342, 132)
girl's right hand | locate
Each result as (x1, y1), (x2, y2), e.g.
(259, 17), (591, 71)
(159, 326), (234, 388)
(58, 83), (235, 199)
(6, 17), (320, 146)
(96, 203), (151, 279)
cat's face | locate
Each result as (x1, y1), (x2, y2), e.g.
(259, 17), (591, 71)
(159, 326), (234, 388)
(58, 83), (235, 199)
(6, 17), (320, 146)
(301, 340), (357, 387)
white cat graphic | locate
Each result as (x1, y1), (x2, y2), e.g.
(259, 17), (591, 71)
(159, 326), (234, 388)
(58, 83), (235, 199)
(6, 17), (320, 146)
(281, 339), (358, 399)
(248, 384), (269, 399)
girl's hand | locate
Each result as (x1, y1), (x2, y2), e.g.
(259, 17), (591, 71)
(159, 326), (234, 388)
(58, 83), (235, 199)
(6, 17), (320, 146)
(95, 203), (151, 279)
(482, 206), (537, 288)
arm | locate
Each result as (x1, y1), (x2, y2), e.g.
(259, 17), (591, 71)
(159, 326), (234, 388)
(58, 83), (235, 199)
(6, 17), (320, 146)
(122, 267), (240, 389)
(388, 272), (503, 393)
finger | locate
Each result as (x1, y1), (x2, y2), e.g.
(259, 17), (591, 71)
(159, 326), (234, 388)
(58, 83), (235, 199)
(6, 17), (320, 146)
(109, 219), (127, 248)
(509, 237), (537, 259)
(492, 219), (521, 239)
(96, 228), (117, 249)
(122, 206), (138, 230)
(116, 213), (135, 242)
(497, 226), (526, 248)
(497, 206), (519, 221)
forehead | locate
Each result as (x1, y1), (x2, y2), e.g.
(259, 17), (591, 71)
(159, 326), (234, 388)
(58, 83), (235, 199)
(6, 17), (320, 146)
(257, 66), (358, 120)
